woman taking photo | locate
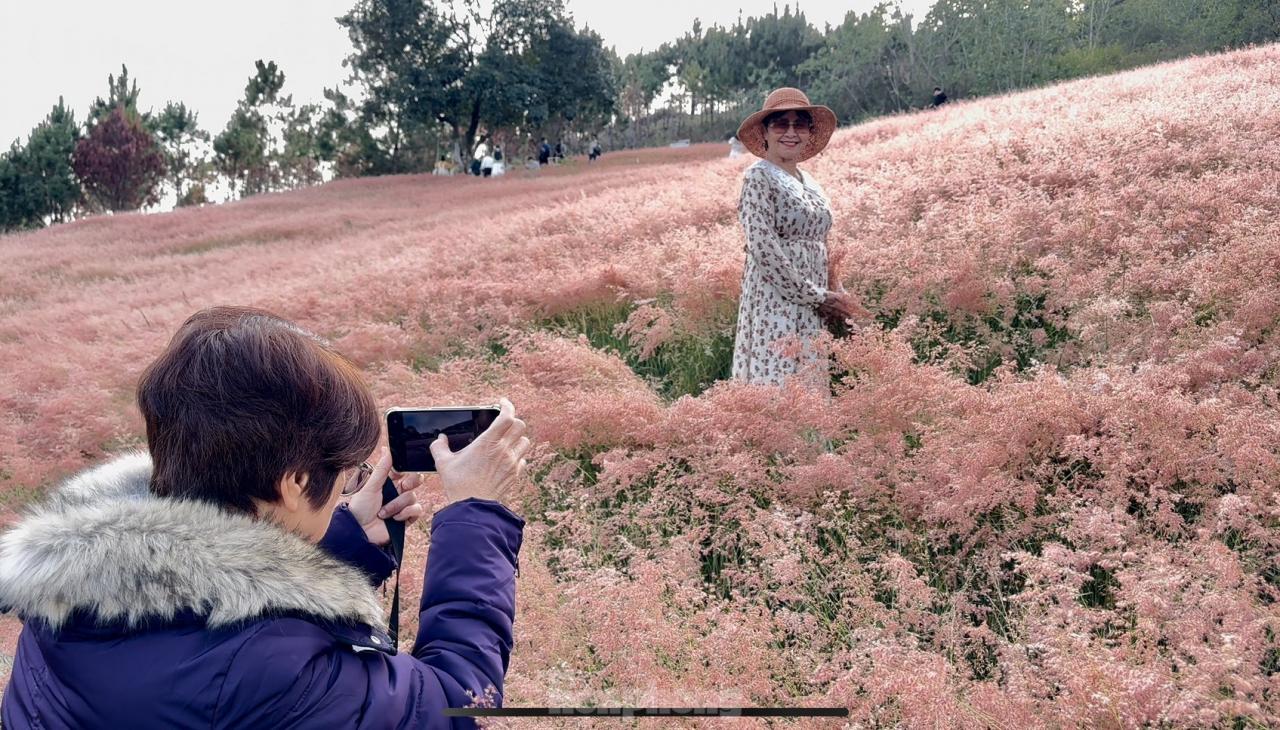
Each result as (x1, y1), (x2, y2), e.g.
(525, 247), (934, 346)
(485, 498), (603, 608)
(732, 87), (859, 389)
(0, 306), (531, 728)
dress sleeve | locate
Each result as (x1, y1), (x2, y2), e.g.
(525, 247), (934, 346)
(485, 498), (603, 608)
(739, 167), (827, 307)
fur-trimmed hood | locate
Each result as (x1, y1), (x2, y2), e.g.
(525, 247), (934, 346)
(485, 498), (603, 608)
(0, 452), (384, 630)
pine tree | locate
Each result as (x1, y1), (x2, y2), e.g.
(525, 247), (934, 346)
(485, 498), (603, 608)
(155, 101), (210, 205)
(22, 98), (84, 224)
(0, 146), (27, 231)
(0, 98), (83, 231)
(88, 65), (152, 129)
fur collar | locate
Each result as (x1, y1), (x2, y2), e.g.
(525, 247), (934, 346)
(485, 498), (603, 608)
(0, 452), (384, 630)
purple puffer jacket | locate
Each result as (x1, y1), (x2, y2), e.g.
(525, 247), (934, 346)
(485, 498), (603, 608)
(0, 452), (524, 728)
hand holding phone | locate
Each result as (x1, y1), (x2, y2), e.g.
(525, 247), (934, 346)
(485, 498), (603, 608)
(387, 405), (501, 472)
(343, 449), (425, 546)
(387, 399), (531, 505)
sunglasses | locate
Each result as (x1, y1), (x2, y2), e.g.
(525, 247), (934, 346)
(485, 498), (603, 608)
(767, 119), (813, 133)
(341, 462), (374, 496)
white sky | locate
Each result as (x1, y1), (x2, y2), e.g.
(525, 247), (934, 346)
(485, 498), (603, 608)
(0, 0), (934, 147)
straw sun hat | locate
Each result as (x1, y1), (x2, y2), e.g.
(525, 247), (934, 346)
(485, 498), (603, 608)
(736, 87), (837, 162)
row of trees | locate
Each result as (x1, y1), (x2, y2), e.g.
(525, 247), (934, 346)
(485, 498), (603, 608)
(4, 0), (1278, 231)
(0, 63), (331, 231)
(0, 69), (170, 231)
(0, 0), (616, 231)
(616, 0), (1280, 143)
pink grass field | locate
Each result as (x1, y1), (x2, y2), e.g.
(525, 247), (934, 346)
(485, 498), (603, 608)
(3, 44), (1280, 726)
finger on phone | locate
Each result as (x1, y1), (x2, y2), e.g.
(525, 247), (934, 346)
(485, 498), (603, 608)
(485, 398), (516, 440)
(393, 504), (425, 522)
(428, 433), (454, 466)
(377, 492), (418, 519)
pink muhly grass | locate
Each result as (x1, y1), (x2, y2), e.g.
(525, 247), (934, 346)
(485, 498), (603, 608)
(4, 46), (1280, 726)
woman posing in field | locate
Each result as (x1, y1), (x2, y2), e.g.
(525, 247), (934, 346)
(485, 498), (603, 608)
(732, 88), (859, 389)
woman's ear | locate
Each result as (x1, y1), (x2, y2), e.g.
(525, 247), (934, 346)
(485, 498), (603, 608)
(276, 471), (309, 513)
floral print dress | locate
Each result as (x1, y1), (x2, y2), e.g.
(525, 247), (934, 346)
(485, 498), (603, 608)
(732, 159), (833, 388)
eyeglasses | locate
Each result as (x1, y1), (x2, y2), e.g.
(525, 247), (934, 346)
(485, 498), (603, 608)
(767, 119), (813, 133)
(341, 462), (373, 496)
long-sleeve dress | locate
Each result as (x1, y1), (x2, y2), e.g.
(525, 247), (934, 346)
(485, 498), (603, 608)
(732, 159), (833, 388)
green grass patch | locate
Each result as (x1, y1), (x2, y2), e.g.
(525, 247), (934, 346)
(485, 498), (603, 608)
(540, 299), (734, 400)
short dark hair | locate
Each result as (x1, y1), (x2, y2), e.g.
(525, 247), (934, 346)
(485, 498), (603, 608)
(762, 109), (814, 131)
(137, 306), (380, 514)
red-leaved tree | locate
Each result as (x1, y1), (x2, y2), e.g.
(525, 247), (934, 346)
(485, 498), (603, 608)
(72, 106), (166, 212)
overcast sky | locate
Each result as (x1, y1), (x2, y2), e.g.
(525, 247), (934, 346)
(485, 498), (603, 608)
(1, 0), (935, 147)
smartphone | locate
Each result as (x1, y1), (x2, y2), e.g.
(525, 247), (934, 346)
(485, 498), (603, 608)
(386, 406), (500, 472)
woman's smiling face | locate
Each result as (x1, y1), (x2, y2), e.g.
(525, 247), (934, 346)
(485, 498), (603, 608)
(764, 110), (813, 163)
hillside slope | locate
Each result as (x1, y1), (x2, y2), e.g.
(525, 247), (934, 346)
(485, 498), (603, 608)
(2, 44), (1279, 725)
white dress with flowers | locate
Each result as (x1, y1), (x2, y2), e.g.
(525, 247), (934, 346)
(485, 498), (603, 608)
(732, 159), (832, 388)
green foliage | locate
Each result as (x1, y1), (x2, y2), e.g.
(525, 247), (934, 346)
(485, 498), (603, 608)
(277, 103), (326, 188)
(1051, 44), (1130, 80)
(618, 49), (674, 120)
(337, 0), (463, 173)
(542, 300), (734, 401)
(904, 289), (1076, 385)
(800, 3), (917, 123)
(1, 98), (83, 231)
(88, 65), (150, 129)
(214, 106), (270, 197)
(155, 102), (210, 204)
(214, 60), (326, 197)
(535, 23), (618, 130)
(337, 0), (617, 174)
(742, 5), (824, 92)
(608, 0), (1279, 137)
(0, 147), (27, 232)
(314, 87), (387, 177)
(244, 60), (286, 107)
(1079, 563), (1119, 609)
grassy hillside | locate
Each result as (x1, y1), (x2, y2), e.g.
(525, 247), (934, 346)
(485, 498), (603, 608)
(2, 44), (1279, 726)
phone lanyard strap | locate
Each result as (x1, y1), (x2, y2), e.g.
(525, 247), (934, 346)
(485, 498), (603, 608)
(380, 477), (407, 649)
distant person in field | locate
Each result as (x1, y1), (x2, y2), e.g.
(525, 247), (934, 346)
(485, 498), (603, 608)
(433, 154), (455, 176)
(0, 306), (531, 728)
(553, 140), (564, 162)
(932, 87), (948, 107)
(473, 135), (490, 176)
(588, 136), (602, 162)
(732, 87), (859, 389)
(538, 138), (551, 166)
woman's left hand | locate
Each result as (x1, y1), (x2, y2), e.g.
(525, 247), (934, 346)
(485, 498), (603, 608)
(818, 290), (859, 321)
(345, 448), (425, 546)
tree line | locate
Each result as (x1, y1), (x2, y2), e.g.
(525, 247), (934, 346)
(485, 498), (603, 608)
(3, 0), (1277, 232)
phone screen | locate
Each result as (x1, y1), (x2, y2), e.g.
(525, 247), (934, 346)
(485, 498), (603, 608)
(387, 407), (500, 472)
